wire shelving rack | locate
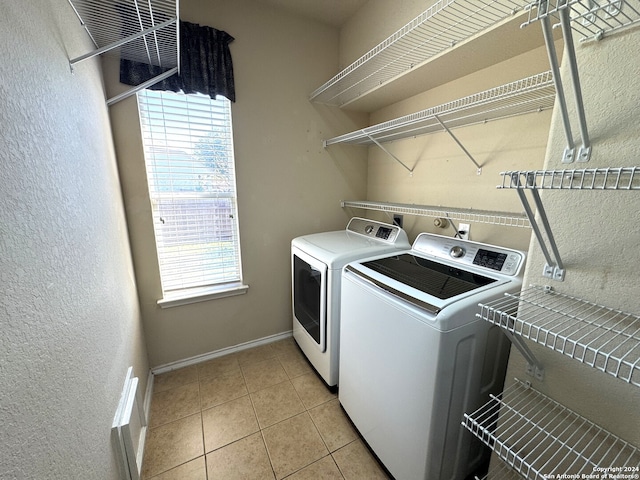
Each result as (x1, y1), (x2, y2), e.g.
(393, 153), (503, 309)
(341, 200), (531, 228)
(497, 167), (640, 281)
(463, 378), (640, 479)
(523, 0), (640, 42)
(325, 72), (555, 174)
(324, 72), (555, 147)
(500, 167), (640, 190)
(67, 0), (179, 105)
(478, 285), (640, 387)
(309, 0), (529, 108)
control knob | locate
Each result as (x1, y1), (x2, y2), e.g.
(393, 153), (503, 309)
(450, 246), (465, 258)
(365, 225), (374, 234)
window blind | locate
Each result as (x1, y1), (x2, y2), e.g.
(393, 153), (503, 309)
(137, 90), (243, 294)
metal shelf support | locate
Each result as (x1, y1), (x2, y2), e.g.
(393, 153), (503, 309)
(509, 172), (566, 281)
(434, 114), (482, 175)
(366, 135), (415, 175)
(524, 0), (596, 163)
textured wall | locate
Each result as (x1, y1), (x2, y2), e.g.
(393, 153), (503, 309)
(0, 1), (149, 478)
(504, 28), (640, 446)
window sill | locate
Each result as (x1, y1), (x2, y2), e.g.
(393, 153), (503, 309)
(157, 283), (249, 309)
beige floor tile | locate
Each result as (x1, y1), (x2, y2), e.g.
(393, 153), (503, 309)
(241, 357), (289, 393)
(206, 432), (275, 480)
(279, 351), (314, 379)
(262, 412), (329, 479)
(148, 381), (200, 428)
(290, 372), (336, 409)
(250, 381), (305, 428)
(197, 354), (241, 380)
(200, 370), (248, 410)
(286, 455), (345, 479)
(202, 395), (259, 452)
(153, 365), (199, 393)
(147, 456), (206, 480)
(269, 337), (301, 357)
(235, 344), (277, 366)
(309, 399), (358, 452)
(141, 413), (204, 479)
(332, 439), (390, 480)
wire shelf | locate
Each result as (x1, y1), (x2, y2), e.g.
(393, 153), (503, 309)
(478, 285), (640, 386)
(523, 0), (640, 42)
(309, 0), (529, 107)
(341, 200), (531, 228)
(499, 167), (640, 190)
(324, 72), (555, 147)
(463, 379), (640, 479)
(68, 0), (178, 68)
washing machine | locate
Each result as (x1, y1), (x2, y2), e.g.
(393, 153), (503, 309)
(291, 217), (409, 387)
(339, 232), (526, 480)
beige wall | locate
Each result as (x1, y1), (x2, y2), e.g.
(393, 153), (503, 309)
(0, 1), (149, 478)
(503, 30), (640, 448)
(106, 0), (368, 367)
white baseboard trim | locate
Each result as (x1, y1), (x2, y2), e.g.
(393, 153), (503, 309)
(151, 330), (293, 375)
(143, 369), (154, 426)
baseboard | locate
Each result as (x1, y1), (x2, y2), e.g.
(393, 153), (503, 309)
(151, 330), (293, 375)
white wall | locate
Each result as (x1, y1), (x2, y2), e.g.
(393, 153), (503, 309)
(0, 1), (149, 478)
(106, 0), (369, 367)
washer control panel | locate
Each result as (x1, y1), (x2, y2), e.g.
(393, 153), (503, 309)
(414, 232), (525, 276)
(346, 217), (408, 245)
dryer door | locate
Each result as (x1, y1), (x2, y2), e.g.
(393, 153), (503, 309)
(292, 247), (327, 352)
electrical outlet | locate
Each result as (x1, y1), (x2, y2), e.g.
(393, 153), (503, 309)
(458, 223), (470, 240)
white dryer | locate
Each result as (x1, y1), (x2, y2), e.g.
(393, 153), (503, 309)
(291, 217), (409, 387)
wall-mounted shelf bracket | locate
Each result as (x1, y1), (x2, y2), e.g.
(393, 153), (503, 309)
(367, 135), (415, 175)
(501, 171), (565, 281)
(433, 115), (482, 175)
(524, 0), (591, 163)
(502, 329), (545, 380)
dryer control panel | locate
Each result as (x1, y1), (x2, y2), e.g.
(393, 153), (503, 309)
(346, 217), (409, 245)
(412, 232), (525, 276)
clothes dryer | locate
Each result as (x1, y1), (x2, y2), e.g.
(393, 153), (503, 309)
(291, 217), (409, 387)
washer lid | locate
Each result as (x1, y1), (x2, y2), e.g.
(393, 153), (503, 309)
(360, 253), (497, 300)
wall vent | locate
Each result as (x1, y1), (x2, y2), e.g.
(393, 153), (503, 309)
(112, 367), (147, 480)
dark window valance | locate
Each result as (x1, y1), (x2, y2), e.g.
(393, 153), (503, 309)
(120, 21), (235, 102)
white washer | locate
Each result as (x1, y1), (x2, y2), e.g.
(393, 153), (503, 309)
(291, 217), (409, 387)
(339, 232), (526, 480)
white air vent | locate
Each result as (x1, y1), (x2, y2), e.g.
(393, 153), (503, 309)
(112, 367), (147, 480)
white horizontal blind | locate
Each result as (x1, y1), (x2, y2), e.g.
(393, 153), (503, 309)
(137, 90), (242, 294)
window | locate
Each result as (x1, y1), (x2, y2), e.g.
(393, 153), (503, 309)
(137, 90), (247, 307)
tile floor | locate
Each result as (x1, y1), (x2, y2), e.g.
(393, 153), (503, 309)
(141, 337), (390, 479)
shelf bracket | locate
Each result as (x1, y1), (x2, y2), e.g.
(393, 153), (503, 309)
(502, 330), (545, 381)
(434, 115), (482, 175)
(512, 172), (566, 281)
(106, 67), (179, 106)
(69, 17), (178, 68)
(366, 135), (415, 175)
(538, 0), (591, 163)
